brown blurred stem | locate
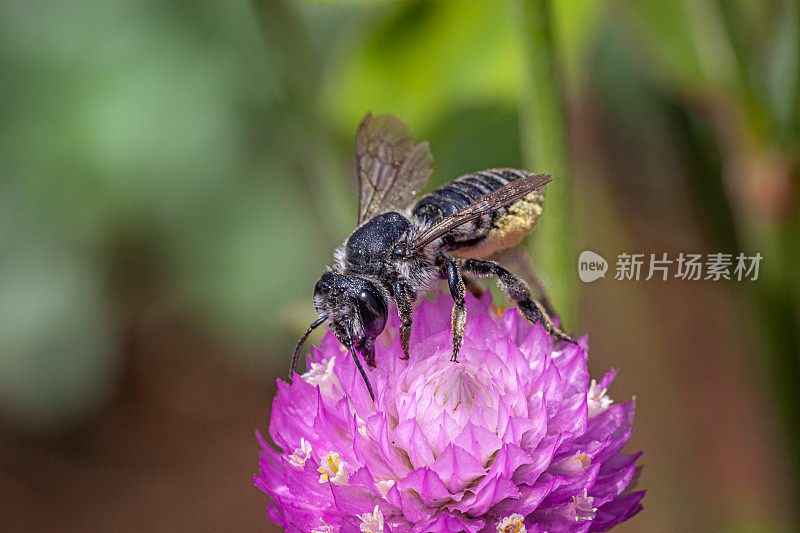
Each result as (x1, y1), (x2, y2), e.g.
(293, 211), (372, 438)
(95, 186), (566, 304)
(704, 86), (800, 491)
(515, 0), (576, 324)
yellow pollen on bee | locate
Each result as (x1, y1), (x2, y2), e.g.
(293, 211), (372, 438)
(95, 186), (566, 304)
(450, 191), (543, 259)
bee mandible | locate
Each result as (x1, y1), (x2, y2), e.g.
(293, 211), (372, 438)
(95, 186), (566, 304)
(291, 113), (575, 400)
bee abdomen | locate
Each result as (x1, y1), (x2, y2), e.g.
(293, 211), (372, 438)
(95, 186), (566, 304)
(412, 168), (544, 258)
(413, 169), (520, 218)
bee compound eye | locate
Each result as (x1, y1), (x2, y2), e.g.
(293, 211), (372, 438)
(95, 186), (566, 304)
(356, 288), (387, 338)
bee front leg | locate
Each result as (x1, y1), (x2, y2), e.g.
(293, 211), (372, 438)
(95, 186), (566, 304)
(393, 281), (413, 360)
(442, 258), (466, 362)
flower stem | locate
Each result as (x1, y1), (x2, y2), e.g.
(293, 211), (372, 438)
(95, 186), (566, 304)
(514, 0), (576, 323)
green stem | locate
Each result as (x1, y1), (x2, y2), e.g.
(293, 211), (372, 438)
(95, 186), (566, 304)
(745, 217), (800, 495)
(250, 0), (318, 108)
(515, 0), (577, 324)
(249, 0), (352, 238)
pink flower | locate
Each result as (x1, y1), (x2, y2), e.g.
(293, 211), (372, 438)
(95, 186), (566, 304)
(256, 292), (643, 532)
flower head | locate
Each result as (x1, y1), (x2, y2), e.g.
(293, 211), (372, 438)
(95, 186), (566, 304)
(256, 292), (644, 532)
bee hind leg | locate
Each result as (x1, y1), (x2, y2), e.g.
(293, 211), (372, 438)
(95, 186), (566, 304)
(461, 259), (576, 345)
(506, 249), (558, 318)
(442, 258), (466, 362)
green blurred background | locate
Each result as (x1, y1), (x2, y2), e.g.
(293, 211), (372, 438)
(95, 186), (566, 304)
(1, 0), (798, 531)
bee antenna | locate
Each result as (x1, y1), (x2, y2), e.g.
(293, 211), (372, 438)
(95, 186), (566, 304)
(289, 317), (325, 381)
(345, 327), (375, 402)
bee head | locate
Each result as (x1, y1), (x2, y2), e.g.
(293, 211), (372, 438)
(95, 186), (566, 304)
(312, 272), (387, 362)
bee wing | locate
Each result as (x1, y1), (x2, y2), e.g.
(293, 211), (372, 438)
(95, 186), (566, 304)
(411, 173), (552, 250)
(356, 113), (433, 224)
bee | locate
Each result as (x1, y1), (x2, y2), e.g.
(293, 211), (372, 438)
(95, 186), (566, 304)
(291, 113), (574, 400)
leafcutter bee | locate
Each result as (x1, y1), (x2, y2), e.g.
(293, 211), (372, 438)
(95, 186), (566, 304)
(291, 113), (574, 400)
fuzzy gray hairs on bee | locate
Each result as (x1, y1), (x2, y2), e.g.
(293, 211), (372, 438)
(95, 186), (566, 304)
(290, 113), (575, 400)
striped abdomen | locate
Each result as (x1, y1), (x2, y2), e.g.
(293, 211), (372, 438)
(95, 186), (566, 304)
(411, 168), (545, 259)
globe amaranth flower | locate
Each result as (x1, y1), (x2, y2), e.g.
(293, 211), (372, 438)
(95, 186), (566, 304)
(256, 292), (643, 532)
